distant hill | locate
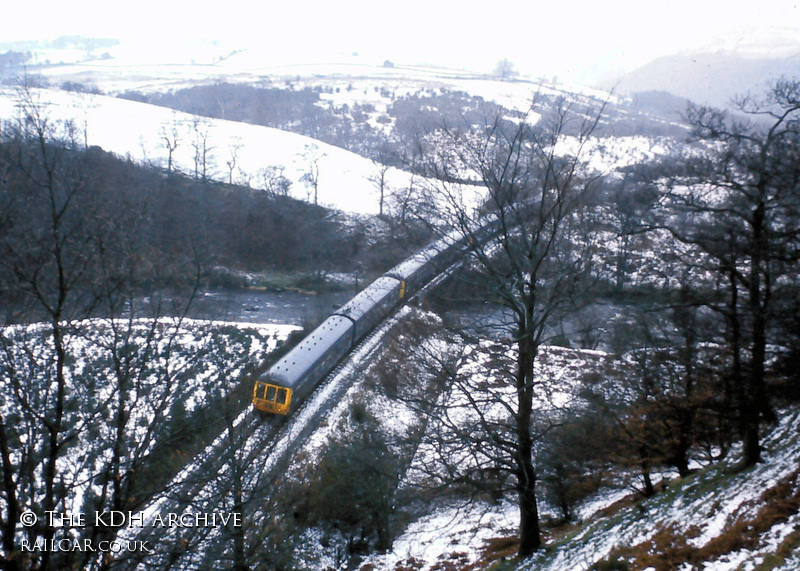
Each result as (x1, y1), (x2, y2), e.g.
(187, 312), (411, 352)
(624, 90), (693, 124)
(617, 50), (800, 108)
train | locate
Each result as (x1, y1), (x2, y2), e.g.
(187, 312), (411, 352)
(252, 217), (499, 416)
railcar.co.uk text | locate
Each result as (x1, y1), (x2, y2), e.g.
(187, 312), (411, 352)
(18, 510), (242, 553)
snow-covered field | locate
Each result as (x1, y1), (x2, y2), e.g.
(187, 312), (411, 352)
(0, 85), (414, 214)
(1, 55), (515, 217)
(0, 45), (674, 218)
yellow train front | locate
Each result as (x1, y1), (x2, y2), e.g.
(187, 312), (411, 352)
(253, 315), (355, 415)
(252, 381), (292, 415)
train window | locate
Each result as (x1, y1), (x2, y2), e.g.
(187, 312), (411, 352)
(277, 389), (287, 404)
(266, 386), (277, 401)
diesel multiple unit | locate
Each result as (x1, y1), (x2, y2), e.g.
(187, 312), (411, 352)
(253, 218), (498, 416)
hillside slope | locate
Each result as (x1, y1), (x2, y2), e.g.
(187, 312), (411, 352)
(617, 51), (800, 108)
(0, 87), (411, 214)
(292, 336), (799, 571)
(516, 409), (800, 571)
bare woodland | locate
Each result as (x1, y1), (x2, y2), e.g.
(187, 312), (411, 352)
(1, 77), (799, 570)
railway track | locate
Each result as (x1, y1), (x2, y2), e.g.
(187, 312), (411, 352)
(119, 259), (462, 569)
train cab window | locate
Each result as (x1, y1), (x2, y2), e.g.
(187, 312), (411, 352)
(277, 389), (288, 405)
(266, 386), (277, 401)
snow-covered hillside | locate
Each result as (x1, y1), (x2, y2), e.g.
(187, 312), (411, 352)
(6, 41), (794, 571)
(277, 313), (800, 571)
(0, 317), (300, 540)
(0, 86), (413, 214)
(518, 409), (800, 571)
(0, 61), (614, 217)
(1, 43), (683, 220)
(615, 26), (800, 107)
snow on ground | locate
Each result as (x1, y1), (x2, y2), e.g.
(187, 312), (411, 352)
(4, 49), (679, 224)
(519, 408), (800, 571)
(291, 331), (613, 570)
(556, 133), (676, 173)
(36, 47), (606, 109)
(264, 305), (419, 474)
(1, 317), (299, 524)
(362, 500), (519, 570)
(0, 86), (412, 214)
(350, 407), (800, 571)
(302, 320), (799, 571)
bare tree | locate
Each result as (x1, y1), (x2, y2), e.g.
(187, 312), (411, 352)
(369, 159), (392, 217)
(0, 84), (209, 571)
(0, 84), (99, 571)
(655, 78), (800, 467)
(159, 113), (182, 175)
(225, 137), (243, 185)
(299, 143), (325, 206)
(257, 165), (292, 197)
(190, 118), (215, 181)
(389, 174), (417, 227)
(369, 140), (397, 217)
(411, 94), (607, 556)
(494, 58), (519, 81)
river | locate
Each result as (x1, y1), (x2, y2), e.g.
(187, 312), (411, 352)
(187, 289), (354, 328)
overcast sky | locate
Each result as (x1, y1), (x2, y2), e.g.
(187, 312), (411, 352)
(5, 0), (800, 81)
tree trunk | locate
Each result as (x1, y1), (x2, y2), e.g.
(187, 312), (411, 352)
(516, 319), (541, 557)
(0, 415), (21, 571)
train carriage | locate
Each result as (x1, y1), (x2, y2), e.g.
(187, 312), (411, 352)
(332, 276), (403, 340)
(252, 215), (500, 417)
(386, 233), (462, 295)
(253, 315), (353, 415)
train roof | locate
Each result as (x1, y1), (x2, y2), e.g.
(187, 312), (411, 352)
(387, 250), (433, 280)
(387, 215), (501, 278)
(266, 315), (353, 388)
(387, 235), (460, 279)
(333, 276), (401, 322)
